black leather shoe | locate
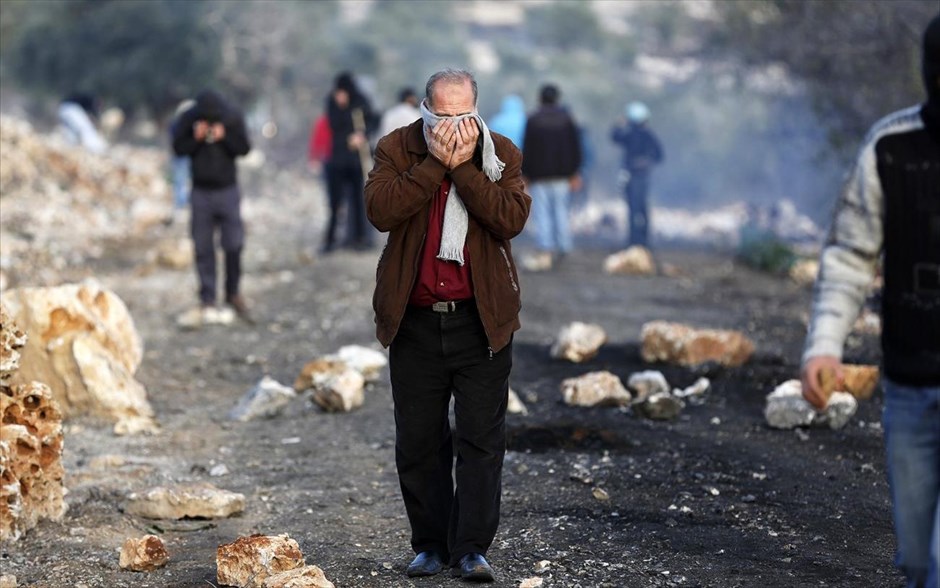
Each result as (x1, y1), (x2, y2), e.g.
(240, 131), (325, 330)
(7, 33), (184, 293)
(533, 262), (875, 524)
(451, 553), (495, 583)
(406, 551), (444, 577)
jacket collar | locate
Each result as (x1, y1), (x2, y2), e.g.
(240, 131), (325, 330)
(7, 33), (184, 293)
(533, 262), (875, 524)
(405, 119), (428, 155)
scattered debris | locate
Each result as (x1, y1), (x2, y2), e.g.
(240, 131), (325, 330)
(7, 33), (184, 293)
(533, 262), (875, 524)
(507, 387), (528, 415)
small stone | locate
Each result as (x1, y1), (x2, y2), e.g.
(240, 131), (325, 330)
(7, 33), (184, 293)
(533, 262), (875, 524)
(626, 370), (669, 403)
(603, 246), (655, 275)
(519, 578), (544, 588)
(561, 371), (631, 407)
(533, 560), (551, 573)
(634, 391), (684, 421)
(507, 387), (528, 415)
(592, 487), (610, 501)
(336, 345), (387, 382)
(640, 321), (754, 367)
(119, 534), (169, 572)
(549, 322), (607, 363)
(228, 376), (297, 422)
(125, 482), (245, 520)
(764, 380), (858, 430)
(217, 534), (305, 588)
(209, 464), (229, 477)
(0, 575), (16, 588)
(262, 564), (335, 588)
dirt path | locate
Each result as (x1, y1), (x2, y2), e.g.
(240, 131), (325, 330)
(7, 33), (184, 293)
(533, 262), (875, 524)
(0, 185), (897, 588)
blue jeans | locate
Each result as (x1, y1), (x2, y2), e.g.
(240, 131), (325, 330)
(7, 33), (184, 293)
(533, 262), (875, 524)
(882, 378), (940, 588)
(529, 179), (572, 254)
(625, 171), (650, 247)
(171, 156), (191, 209)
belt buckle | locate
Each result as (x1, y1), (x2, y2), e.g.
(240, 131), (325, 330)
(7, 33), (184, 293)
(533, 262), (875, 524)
(432, 301), (456, 313)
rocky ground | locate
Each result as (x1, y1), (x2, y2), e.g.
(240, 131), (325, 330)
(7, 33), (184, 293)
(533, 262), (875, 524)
(0, 127), (896, 587)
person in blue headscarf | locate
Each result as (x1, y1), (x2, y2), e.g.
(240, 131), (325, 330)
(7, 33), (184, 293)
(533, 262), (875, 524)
(488, 94), (526, 149)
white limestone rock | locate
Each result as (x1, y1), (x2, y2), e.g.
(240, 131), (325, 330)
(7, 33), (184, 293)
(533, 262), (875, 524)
(640, 320), (754, 367)
(603, 246), (655, 275)
(626, 370), (670, 403)
(634, 391), (685, 421)
(336, 345), (387, 382)
(119, 534), (170, 571)
(550, 322), (607, 363)
(0, 381), (67, 542)
(217, 534), (305, 588)
(561, 371), (631, 408)
(125, 482), (245, 520)
(764, 379), (858, 430)
(310, 369), (365, 413)
(1, 282), (158, 434)
(229, 376), (297, 422)
(507, 387), (528, 415)
(262, 565), (336, 588)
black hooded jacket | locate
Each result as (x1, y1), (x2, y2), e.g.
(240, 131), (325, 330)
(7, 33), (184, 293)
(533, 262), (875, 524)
(326, 74), (377, 169)
(173, 90), (251, 189)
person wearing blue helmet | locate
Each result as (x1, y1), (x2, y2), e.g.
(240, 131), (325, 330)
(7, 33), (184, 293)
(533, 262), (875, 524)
(610, 100), (663, 248)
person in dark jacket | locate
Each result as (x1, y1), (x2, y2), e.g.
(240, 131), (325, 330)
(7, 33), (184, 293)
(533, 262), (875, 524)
(801, 15), (940, 588)
(521, 84), (582, 270)
(172, 89), (252, 322)
(610, 101), (663, 248)
(365, 68), (530, 583)
(323, 72), (377, 252)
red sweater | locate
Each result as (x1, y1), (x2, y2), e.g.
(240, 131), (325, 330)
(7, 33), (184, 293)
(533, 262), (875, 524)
(409, 178), (474, 306)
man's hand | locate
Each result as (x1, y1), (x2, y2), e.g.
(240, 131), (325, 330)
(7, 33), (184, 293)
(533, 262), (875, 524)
(800, 355), (843, 410)
(449, 117), (479, 169)
(427, 118), (479, 169)
(210, 122), (226, 141)
(347, 131), (366, 151)
(427, 118), (457, 167)
(193, 120), (209, 141)
(569, 174), (583, 193)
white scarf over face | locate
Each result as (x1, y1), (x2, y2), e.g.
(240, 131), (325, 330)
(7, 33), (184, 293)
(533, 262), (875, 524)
(420, 99), (505, 266)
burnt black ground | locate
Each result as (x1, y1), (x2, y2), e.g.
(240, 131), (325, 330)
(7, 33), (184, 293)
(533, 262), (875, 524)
(0, 209), (897, 587)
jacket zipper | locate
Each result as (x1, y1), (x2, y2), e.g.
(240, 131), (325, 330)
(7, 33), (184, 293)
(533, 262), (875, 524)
(499, 245), (519, 292)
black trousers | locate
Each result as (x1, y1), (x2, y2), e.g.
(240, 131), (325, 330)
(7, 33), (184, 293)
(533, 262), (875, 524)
(324, 162), (371, 248)
(191, 185), (244, 304)
(389, 303), (512, 566)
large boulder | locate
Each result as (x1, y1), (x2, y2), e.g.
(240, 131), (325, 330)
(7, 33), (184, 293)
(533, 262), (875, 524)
(0, 305), (67, 543)
(1, 282), (158, 434)
(640, 320), (754, 367)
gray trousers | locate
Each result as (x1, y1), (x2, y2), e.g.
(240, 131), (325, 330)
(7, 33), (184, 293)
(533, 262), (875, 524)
(190, 185), (244, 304)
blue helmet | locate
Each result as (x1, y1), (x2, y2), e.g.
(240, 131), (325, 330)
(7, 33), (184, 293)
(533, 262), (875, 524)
(626, 101), (650, 123)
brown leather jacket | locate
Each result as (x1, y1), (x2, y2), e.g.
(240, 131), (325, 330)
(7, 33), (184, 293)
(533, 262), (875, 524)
(365, 119), (531, 353)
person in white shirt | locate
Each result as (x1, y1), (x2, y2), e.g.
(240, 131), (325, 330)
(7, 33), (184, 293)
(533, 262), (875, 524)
(377, 87), (421, 141)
